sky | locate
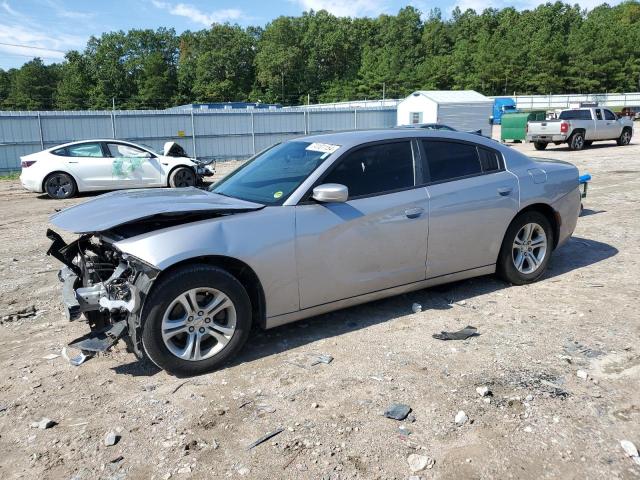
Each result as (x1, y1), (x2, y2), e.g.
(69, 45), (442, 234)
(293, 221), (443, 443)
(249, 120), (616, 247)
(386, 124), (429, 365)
(0, 0), (621, 69)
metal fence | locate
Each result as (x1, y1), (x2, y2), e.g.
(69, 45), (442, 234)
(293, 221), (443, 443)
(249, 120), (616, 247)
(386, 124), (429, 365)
(491, 92), (640, 111)
(0, 107), (397, 173)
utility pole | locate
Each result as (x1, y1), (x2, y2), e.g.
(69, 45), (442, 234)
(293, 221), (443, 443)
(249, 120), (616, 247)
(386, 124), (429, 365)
(112, 97), (115, 111)
(382, 82), (386, 101)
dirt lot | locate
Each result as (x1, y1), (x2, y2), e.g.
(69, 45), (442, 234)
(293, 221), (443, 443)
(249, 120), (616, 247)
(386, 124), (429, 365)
(0, 139), (639, 480)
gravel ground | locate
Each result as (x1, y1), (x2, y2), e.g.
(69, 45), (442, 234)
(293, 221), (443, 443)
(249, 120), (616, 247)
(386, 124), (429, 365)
(0, 138), (639, 480)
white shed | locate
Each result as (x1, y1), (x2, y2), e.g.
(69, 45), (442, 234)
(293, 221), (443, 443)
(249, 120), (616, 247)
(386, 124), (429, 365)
(397, 90), (493, 137)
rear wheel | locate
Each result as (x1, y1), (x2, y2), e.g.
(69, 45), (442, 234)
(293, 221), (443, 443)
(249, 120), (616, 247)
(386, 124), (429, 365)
(141, 265), (252, 376)
(533, 141), (548, 150)
(568, 131), (585, 151)
(497, 211), (553, 285)
(44, 172), (77, 199)
(617, 128), (632, 146)
(169, 167), (196, 188)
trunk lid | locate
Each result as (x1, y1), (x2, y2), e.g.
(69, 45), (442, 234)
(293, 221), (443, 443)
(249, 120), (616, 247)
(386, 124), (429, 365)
(50, 187), (264, 233)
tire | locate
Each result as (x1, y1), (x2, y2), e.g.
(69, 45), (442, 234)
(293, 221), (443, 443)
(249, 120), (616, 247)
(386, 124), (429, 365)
(568, 131), (585, 151)
(44, 172), (77, 199)
(533, 141), (548, 151)
(497, 211), (553, 285)
(169, 167), (196, 188)
(583, 141), (593, 147)
(616, 128), (632, 146)
(141, 265), (252, 376)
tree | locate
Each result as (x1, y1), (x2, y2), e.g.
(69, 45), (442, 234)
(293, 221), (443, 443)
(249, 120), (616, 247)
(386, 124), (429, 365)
(5, 58), (57, 110)
(55, 51), (92, 109)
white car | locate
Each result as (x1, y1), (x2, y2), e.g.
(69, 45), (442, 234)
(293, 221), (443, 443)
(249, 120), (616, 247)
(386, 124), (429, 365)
(19, 140), (214, 199)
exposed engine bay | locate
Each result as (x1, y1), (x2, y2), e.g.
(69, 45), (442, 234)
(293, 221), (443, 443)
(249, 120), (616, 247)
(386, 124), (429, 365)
(47, 229), (158, 357)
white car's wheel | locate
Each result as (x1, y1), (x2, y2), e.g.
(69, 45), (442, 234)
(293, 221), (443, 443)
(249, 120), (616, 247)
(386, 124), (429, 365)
(44, 172), (77, 199)
(169, 167), (196, 188)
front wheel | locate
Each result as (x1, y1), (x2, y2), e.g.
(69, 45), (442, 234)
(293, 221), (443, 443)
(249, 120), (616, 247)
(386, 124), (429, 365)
(497, 211), (553, 285)
(568, 132), (585, 151)
(533, 141), (548, 151)
(169, 167), (196, 188)
(617, 128), (632, 146)
(141, 265), (252, 376)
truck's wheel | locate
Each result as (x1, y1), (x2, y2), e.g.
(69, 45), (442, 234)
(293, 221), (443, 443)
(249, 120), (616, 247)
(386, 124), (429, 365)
(533, 142), (548, 151)
(617, 128), (632, 146)
(568, 132), (585, 151)
(141, 265), (252, 376)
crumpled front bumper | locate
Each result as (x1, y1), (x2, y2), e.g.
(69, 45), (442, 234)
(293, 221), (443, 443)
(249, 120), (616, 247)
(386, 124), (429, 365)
(59, 267), (83, 321)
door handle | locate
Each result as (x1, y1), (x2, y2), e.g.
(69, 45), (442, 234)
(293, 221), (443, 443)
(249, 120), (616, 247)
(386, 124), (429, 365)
(497, 187), (512, 196)
(405, 207), (424, 219)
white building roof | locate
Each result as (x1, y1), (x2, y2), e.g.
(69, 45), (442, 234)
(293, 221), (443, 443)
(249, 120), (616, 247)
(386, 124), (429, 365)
(407, 90), (491, 104)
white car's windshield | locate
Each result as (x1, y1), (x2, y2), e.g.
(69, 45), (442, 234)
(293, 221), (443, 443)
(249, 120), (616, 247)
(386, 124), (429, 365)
(210, 141), (338, 205)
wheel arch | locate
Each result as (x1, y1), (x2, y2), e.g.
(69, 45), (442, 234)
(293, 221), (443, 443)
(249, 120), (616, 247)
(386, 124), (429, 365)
(569, 127), (586, 138)
(151, 255), (267, 329)
(510, 203), (560, 248)
(42, 170), (79, 193)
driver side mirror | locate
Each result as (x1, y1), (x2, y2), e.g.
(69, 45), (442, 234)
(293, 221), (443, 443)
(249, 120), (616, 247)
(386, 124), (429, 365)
(312, 183), (349, 203)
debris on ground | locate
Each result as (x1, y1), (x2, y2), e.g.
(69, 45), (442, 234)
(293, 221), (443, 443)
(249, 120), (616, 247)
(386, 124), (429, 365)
(576, 369), (589, 380)
(433, 325), (479, 341)
(454, 411), (468, 426)
(476, 386), (491, 397)
(31, 417), (56, 429)
(61, 346), (92, 366)
(411, 303), (422, 313)
(407, 454), (434, 472)
(42, 353), (60, 360)
(309, 354), (333, 366)
(246, 428), (284, 450)
(104, 431), (120, 446)
(621, 440), (640, 466)
(384, 403), (412, 421)
(1, 305), (37, 324)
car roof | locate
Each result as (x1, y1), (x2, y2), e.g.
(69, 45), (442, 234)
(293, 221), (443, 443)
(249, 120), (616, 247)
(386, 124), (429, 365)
(293, 128), (493, 149)
(49, 139), (148, 150)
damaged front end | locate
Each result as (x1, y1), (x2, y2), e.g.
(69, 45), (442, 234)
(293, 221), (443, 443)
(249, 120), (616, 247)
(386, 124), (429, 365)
(47, 229), (158, 357)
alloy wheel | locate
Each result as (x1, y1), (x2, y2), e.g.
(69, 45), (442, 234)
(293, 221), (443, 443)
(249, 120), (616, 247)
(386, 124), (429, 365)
(46, 174), (73, 198)
(512, 222), (547, 274)
(174, 169), (195, 187)
(161, 287), (237, 361)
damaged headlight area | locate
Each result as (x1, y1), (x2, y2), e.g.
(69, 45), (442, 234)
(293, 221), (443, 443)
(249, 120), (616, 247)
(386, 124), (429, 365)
(46, 229), (158, 357)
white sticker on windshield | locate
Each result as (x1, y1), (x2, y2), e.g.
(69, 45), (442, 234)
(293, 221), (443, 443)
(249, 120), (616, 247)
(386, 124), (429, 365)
(305, 142), (340, 154)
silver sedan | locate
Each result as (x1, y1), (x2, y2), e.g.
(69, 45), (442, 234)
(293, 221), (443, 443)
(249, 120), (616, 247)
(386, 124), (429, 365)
(48, 130), (582, 375)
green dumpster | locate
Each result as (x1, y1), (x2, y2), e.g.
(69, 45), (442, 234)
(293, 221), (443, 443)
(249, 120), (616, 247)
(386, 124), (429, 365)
(501, 111), (546, 142)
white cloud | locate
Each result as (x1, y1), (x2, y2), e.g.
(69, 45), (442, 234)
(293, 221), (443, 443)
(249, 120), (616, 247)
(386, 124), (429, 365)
(152, 1), (244, 26)
(292, 0), (389, 17)
(0, 2), (88, 66)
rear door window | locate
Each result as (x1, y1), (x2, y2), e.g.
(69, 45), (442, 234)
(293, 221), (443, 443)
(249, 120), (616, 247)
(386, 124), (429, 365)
(421, 140), (482, 183)
(322, 141), (415, 198)
(595, 109), (603, 120)
(67, 143), (104, 158)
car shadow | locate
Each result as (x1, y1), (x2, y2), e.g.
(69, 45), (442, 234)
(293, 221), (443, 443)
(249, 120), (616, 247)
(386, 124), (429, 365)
(580, 208), (606, 217)
(223, 235), (618, 371)
(546, 142), (622, 152)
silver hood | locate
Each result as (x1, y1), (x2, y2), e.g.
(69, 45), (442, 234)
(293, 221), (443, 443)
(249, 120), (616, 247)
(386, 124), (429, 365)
(50, 188), (264, 233)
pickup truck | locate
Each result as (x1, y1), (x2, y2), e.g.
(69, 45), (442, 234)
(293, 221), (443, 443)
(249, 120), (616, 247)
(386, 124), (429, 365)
(526, 107), (634, 151)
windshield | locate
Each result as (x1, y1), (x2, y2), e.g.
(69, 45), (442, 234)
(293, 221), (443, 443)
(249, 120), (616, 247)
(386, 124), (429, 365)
(210, 141), (338, 205)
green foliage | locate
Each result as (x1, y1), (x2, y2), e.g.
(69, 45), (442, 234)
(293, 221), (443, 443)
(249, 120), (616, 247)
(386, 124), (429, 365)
(1, 2), (639, 110)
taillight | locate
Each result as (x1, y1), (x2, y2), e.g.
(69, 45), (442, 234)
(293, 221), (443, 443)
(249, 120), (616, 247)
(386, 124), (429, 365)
(21, 160), (36, 168)
(560, 122), (569, 133)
